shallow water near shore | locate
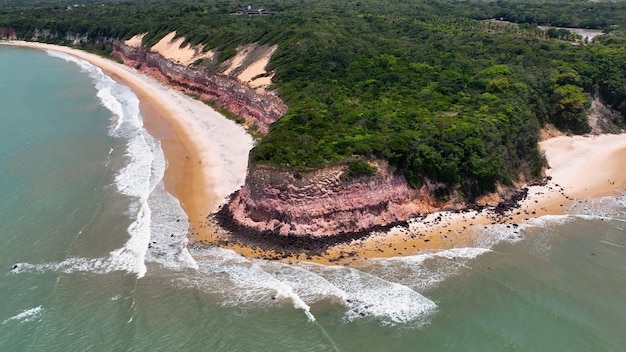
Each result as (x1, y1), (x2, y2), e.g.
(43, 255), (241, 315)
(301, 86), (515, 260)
(2, 46), (626, 351)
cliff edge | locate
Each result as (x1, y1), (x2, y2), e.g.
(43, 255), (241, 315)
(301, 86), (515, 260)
(111, 32), (286, 134)
(220, 158), (497, 239)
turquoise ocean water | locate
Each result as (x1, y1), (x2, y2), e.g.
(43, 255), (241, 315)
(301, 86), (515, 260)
(1, 45), (626, 351)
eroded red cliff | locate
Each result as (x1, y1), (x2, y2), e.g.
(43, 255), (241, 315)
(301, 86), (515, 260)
(225, 160), (466, 237)
(111, 40), (286, 133)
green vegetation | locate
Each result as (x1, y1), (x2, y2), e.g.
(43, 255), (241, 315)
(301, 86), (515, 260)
(4, 0), (626, 199)
(342, 161), (377, 181)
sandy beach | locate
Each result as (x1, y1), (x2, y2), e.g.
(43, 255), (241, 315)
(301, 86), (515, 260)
(3, 40), (626, 265)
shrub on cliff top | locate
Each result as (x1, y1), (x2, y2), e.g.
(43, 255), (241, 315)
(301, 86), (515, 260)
(342, 161), (377, 181)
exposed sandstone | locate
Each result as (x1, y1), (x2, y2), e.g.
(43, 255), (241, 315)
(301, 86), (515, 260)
(222, 43), (278, 91)
(124, 33), (146, 48)
(111, 38), (286, 133)
(150, 31), (215, 66)
(225, 160), (468, 237)
(588, 97), (623, 135)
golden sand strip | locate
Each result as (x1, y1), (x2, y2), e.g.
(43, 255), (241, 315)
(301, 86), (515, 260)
(4, 41), (626, 266)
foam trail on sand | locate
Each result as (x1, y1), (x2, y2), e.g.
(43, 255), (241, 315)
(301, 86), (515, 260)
(2, 306), (43, 325)
(468, 214), (573, 249)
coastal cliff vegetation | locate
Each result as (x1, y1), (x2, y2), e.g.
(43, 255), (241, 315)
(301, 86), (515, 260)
(4, 0), (626, 200)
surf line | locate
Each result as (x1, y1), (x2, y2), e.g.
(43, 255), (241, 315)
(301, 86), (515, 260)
(599, 240), (626, 248)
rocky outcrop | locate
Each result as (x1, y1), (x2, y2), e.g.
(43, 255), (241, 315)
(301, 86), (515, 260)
(223, 160), (466, 237)
(111, 39), (286, 133)
(588, 97), (623, 134)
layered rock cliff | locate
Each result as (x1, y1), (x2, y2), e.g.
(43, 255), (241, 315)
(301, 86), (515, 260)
(110, 38), (286, 133)
(223, 160), (468, 237)
(108, 34), (513, 239)
(106, 35), (457, 238)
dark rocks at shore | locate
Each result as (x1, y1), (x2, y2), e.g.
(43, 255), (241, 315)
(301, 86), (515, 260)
(210, 178), (549, 256)
(493, 187), (530, 215)
(212, 198), (410, 257)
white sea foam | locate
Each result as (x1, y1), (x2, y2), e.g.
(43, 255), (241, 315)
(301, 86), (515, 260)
(525, 214), (574, 227)
(299, 263), (437, 325)
(576, 214), (626, 226)
(258, 261), (348, 304)
(472, 223), (526, 249)
(612, 193), (626, 209)
(565, 195), (626, 221)
(108, 127), (155, 278)
(10, 256), (136, 275)
(146, 180), (198, 270)
(2, 306), (43, 324)
(184, 247), (437, 325)
(363, 248), (491, 292)
(185, 248), (315, 321)
(465, 215), (575, 258)
(37, 50), (198, 277)
(47, 50), (127, 132)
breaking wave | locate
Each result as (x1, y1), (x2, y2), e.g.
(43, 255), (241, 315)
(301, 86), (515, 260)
(9, 51), (198, 278)
(181, 247), (437, 325)
(2, 306), (43, 325)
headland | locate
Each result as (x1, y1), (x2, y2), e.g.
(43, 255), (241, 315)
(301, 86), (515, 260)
(4, 40), (626, 266)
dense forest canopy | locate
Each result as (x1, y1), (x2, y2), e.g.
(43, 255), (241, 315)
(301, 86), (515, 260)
(3, 0), (626, 199)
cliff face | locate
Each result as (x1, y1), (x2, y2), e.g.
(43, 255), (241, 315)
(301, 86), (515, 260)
(111, 40), (286, 133)
(226, 160), (462, 236)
